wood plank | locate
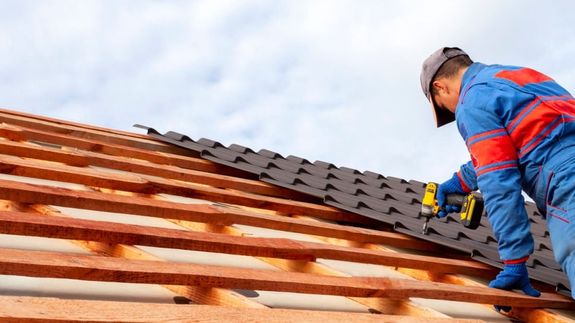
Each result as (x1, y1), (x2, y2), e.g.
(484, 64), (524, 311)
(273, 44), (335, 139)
(0, 296), (483, 323)
(0, 108), (155, 141)
(507, 308), (575, 323)
(0, 122), (263, 180)
(0, 247), (571, 308)
(168, 217), (450, 318)
(26, 202), (443, 318)
(0, 109), (188, 155)
(0, 138), (319, 202)
(0, 210), (494, 276)
(0, 178), (431, 250)
(0, 153), (374, 223)
(6, 201), (267, 309)
(78, 241), (268, 309)
(304, 220), (575, 323)
(29, 202), (444, 318)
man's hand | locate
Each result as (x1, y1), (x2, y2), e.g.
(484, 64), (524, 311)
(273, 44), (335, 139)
(489, 260), (541, 312)
(437, 173), (466, 217)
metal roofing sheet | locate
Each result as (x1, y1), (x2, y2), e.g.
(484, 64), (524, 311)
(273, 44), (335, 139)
(137, 125), (571, 296)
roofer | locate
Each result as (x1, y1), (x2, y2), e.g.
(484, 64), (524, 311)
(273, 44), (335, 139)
(420, 47), (575, 305)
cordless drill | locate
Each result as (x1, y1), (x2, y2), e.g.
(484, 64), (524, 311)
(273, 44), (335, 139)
(421, 182), (484, 234)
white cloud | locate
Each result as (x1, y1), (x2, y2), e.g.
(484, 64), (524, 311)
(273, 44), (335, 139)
(0, 0), (574, 184)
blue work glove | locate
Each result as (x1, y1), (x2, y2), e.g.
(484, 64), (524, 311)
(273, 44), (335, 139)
(437, 173), (466, 218)
(489, 260), (541, 312)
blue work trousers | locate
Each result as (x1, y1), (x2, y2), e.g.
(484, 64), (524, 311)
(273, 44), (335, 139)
(545, 163), (575, 299)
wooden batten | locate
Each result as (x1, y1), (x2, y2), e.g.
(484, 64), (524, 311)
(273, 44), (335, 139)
(296, 215), (575, 322)
(14, 201), (267, 309)
(0, 210), (493, 276)
(170, 216), (450, 318)
(0, 153), (359, 222)
(0, 108), (572, 322)
(0, 296), (485, 323)
(0, 133), (310, 200)
(0, 247), (571, 309)
(0, 178), (431, 249)
(0, 109), (185, 154)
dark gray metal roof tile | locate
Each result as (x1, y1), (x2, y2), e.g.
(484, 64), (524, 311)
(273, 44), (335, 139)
(286, 155), (311, 165)
(301, 167), (331, 179)
(360, 177), (392, 189)
(228, 143), (255, 154)
(267, 159), (305, 174)
(259, 171), (301, 186)
(163, 131), (191, 142)
(362, 170), (385, 179)
(139, 126), (571, 294)
(258, 149), (283, 159)
(260, 176), (326, 198)
(196, 137), (225, 148)
(339, 166), (362, 175)
(314, 160), (337, 169)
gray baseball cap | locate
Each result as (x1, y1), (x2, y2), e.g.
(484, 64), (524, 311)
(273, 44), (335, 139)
(420, 47), (468, 127)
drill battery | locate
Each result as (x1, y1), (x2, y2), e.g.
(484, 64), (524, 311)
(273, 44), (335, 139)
(421, 182), (484, 231)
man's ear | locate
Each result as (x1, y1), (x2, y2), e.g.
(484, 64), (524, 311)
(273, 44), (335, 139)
(432, 79), (447, 95)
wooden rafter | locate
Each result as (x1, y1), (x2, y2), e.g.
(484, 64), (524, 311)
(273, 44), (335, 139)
(18, 198), (448, 319)
(0, 109), (184, 154)
(0, 108), (572, 321)
(0, 153), (360, 223)
(0, 296), (485, 323)
(0, 108), (153, 140)
(0, 178), (431, 249)
(25, 199), (450, 319)
(167, 214), (451, 318)
(0, 247), (571, 308)
(0, 133), (314, 201)
(0, 201), (266, 309)
(297, 216), (575, 322)
(0, 210), (494, 276)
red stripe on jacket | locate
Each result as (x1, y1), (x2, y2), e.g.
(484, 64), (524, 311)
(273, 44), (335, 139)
(456, 171), (472, 193)
(468, 132), (517, 171)
(466, 128), (506, 146)
(507, 98), (575, 156)
(508, 102), (559, 153)
(548, 99), (575, 116)
(506, 98), (540, 132)
(495, 68), (553, 87)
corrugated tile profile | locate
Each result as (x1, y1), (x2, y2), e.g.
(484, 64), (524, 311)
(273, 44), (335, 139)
(136, 125), (571, 297)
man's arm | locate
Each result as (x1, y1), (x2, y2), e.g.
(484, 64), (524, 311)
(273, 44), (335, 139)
(460, 106), (533, 260)
(457, 86), (539, 302)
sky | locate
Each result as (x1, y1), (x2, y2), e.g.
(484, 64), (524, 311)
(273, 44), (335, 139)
(0, 0), (574, 183)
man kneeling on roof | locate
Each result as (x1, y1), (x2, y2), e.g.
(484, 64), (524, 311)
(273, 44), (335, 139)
(420, 47), (575, 306)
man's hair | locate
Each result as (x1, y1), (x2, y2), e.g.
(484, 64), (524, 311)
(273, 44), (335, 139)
(430, 55), (473, 95)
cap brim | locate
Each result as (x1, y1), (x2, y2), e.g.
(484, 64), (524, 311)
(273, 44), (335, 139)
(429, 97), (455, 128)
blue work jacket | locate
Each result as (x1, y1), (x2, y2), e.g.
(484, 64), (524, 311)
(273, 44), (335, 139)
(454, 62), (575, 261)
